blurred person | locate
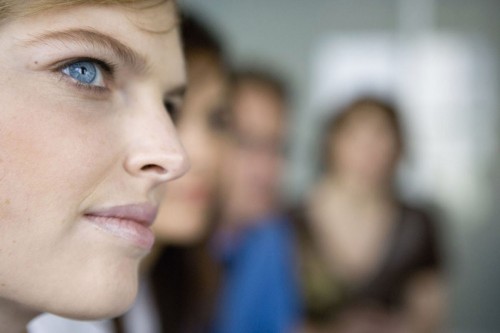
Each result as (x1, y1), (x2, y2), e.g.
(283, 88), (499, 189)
(145, 11), (230, 333)
(293, 97), (445, 333)
(153, 10), (229, 244)
(29, 9), (228, 333)
(218, 71), (286, 226)
(209, 69), (301, 333)
(0, 1), (189, 333)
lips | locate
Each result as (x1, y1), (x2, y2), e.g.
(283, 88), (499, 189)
(84, 203), (158, 250)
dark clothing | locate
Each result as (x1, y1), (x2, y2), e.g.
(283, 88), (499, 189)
(149, 245), (218, 333)
(292, 203), (442, 324)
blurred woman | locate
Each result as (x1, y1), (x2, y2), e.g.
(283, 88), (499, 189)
(294, 97), (445, 333)
(153, 11), (228, 245)
(114, 12), (230, 333)
(0, 1), (188, 332)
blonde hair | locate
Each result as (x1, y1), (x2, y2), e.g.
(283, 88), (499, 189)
(0, 0), (169, 25)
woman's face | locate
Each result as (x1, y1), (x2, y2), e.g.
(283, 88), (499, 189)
(153, 56), (227, 244)
(0, 2), (188, 322)
(220, 83), (286, 225)
(330, 107), (400, 185)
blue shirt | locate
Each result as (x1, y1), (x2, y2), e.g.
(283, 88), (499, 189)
(210, 215), (301, 333)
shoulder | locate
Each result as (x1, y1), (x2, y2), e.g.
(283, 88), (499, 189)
(399, 202), (440, 235)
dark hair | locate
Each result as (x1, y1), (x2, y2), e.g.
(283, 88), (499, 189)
(231, 67), (289, 106)
(150, 244), (219, 333)
(180, 11), (227, 70)
(320, 95), (404, 173)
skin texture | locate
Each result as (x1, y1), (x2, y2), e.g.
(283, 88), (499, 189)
(153, 56), (227, 244)
(0, 3), (188, 332)
(220, 82), (286, 226)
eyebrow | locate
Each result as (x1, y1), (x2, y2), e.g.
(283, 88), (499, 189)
(24, 28), (149, 74)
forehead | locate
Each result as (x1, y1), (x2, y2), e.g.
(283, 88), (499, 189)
(25, 2), (178, 41)
(232, 84), (285, 137)
(234, 83), (283, 115)
(343, 106), (393, 129)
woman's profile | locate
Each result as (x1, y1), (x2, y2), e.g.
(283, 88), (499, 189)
(0, 1), (188, 332)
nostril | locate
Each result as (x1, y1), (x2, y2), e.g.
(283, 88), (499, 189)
(141, 164), (167, 174)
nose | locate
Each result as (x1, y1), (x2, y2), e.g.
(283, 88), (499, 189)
(124, 102), (190, 185)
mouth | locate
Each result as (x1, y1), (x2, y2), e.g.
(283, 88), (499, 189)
(84, 203), (158, 250)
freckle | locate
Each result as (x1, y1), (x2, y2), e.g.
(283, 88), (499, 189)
(4, 199), (9, 205)
(34, 60), (38, 65)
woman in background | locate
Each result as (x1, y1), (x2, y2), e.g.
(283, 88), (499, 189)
(0, 1), (188, 332)
(149, 11), (229, 333)
(294, 97), (445, 333)
(114, 11), (230, 333)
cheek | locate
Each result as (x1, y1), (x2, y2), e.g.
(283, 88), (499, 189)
(179, 112), (223, 170)
(0, 104), (109, 210)
(0, 79), (120, 271)
(188, 136), (220, 176)
(332, 139), (354, 167)
(204, 137), (224, 180)
(0, 99), (137, 317)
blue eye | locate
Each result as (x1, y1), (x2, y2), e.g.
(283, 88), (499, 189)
(62, 61), (104, 87)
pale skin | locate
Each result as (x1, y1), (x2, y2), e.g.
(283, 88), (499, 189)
(0, 2), (188, 332)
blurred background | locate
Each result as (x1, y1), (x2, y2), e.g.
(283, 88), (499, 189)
(178, 0), (500, 332)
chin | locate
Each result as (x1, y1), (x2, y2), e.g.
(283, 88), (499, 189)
(156, 221), (206, 245)
(41, 264), (140, 321)
(51, 286), (137, 321)
(166, 228), (205, 245)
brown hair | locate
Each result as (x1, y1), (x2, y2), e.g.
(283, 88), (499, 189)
(181, 11), (227, 72)
(0, 0), (169, 25)
(321, 96), (404, 173)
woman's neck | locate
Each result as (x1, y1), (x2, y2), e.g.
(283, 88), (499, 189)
(0, 298), (38, 333)
(323, 173), (394, 206)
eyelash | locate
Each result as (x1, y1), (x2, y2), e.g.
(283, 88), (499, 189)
(56, 57), (116, 95)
